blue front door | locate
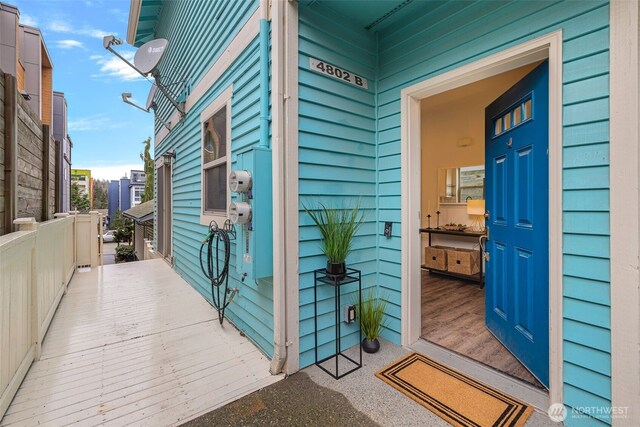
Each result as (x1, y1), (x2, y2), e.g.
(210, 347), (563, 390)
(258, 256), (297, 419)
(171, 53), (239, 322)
(485, 61), (549, 387)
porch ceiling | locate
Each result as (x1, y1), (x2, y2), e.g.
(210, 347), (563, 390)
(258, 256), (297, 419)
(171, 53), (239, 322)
(304, 0), (431, 32)
(133, 0), (162, 46)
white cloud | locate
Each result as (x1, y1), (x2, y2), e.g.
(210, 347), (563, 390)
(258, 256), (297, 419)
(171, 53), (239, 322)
(78, 164), (144, 181)
(47, 20), (73, 33)
(69, 114), (126, 132)
(55, 39), (84, 49)
(20, 13), (38, 27)
(46, 19), (111, 39)
(91, 51), (143, 81)
(79, 28), (111, 39)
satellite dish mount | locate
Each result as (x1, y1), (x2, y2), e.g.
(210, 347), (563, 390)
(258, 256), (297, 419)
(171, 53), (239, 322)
(104, 36), (185, 118)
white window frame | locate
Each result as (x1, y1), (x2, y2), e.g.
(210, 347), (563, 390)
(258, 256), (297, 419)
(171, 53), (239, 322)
(200, 85), (232, 226)
(133, 186), (143, 205)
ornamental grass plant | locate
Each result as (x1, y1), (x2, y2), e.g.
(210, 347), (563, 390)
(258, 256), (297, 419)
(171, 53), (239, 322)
(356, 288), (388, 341)
(303, 201), (366, 265)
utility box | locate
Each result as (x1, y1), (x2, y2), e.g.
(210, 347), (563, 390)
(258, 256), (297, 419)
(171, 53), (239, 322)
(233, 147), (273, 280)
(250, 147), (272, 279)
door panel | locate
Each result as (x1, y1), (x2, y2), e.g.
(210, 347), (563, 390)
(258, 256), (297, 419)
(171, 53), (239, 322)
(493, 155), (507, 225)
(493, 241), (508, 319)
(485, 60), (549, 387)
(157, 165), (164, 254)
(515, 146), (533, 227)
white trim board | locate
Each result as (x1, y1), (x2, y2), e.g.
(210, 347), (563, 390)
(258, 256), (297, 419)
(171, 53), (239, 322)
(283, 0), (300, 375)
(610, 0), (640, 424)
(154, 9), (260, 146)
(126, 0), (142, 45)
(400, 31), (563, 406)
(199, 85), (233, 226)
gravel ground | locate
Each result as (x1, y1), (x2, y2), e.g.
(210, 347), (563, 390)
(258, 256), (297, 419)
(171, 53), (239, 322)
(181, 372), (378, 427)
(182, 339), (558, 427)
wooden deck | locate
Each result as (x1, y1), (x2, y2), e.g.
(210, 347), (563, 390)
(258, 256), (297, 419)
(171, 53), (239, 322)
(1, 259), (280, 426)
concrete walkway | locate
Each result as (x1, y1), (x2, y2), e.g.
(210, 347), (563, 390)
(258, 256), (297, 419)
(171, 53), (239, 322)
(102, 241), (117, 265)
(185, 340), (558, 427)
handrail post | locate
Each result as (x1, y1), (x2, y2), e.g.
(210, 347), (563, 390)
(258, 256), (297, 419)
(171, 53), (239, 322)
(71, 210), (78, 269)
(14, 217), (41, 360)
(89, 211), (100, 268)
(98, 213), (104, 266)
(54, 212), (71, 290)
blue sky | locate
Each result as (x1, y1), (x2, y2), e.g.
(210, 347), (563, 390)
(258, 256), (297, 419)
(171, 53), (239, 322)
(12, 0), (154, 180)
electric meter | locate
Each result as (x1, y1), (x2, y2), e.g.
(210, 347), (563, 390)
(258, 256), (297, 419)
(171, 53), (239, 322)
(229, 202), (252, 225)
(229, 170), (252, 193)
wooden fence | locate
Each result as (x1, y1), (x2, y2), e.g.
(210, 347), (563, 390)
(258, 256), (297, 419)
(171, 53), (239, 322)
(0, 212), (102, 419)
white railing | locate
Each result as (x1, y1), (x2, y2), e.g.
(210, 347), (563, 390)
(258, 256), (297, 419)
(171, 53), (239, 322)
(0, 227), (38, 421)
(33, 214), (76, 341)
(144, 239), (162, 260)
(0, 212), (102, 420)
(75, 211), (103, 268)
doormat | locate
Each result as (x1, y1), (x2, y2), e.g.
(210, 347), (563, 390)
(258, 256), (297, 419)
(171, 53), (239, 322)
(375, 352), (533, 427)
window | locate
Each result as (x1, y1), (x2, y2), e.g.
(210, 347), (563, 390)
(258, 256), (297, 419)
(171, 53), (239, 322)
(459, 166), (485, 201)
(133, 186), (143, 205)
(200, 86), (232, 225)
(493, 95), (533, 137)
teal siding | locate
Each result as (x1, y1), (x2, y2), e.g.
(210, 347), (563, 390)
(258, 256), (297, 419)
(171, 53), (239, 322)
(297, 5), (378, 368)
(299, 1), (612, 425)
(151, 0), (258, 133)
(374, 1), (612, 424)
(149, 0), (275, 356)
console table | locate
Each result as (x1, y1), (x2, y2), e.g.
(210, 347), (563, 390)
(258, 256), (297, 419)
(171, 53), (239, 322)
(419, 228), (486, 286)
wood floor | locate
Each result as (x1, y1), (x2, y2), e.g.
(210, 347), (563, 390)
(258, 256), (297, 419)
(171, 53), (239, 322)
(1, 259), (280, 427)
(421, 271), (543, 388)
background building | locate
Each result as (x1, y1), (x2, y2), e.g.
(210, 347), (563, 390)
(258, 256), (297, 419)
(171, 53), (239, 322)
(0, 1), (64, 234)
(129, 169), (145, 207)
(53, 91), (72, 212)
(71, 169), (92, 207)
(106, 170), (144, 228)
(107, 180), (119, 226)
(0, 3), (53, 126)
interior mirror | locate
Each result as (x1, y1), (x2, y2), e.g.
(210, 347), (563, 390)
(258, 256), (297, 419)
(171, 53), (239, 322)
(438, 165), (485, 205)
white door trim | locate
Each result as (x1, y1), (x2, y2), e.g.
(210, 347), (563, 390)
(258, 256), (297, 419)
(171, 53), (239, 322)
(400, 31), (563, 405)
(610, 0), (640, 424)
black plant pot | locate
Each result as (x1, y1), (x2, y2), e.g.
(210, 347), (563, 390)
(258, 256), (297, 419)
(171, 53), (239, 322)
(326, 261), (346, 279)
(362, 338), (380, 354)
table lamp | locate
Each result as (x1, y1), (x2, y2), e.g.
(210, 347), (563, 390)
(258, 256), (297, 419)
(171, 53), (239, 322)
(467, 199), (485, 232)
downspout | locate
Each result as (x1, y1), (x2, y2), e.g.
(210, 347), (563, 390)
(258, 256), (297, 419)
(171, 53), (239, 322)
(269, 0), (287, 375)
(259, 0), (270, 149)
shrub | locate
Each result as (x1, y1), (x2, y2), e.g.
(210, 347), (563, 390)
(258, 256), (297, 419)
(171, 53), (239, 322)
(115, 245), (136, 263)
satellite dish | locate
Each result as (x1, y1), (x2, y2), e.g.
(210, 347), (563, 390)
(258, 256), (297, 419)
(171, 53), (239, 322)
(145, 84), (158, 111)
(134, 38), (169, 75)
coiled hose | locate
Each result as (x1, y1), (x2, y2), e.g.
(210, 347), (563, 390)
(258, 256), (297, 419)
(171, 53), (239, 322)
(199, 221), (232, 324)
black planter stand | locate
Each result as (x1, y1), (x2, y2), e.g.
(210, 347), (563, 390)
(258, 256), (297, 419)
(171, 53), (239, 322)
(314, 268), (362, 379)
